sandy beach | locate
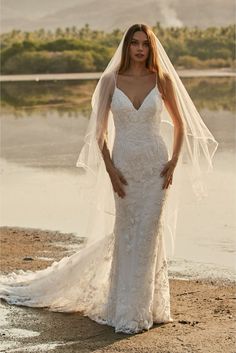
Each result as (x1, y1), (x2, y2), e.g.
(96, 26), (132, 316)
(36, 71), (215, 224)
(0, 226), (235, 353)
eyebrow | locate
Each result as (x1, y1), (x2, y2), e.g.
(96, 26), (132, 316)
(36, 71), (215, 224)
(131, 38), (149, 43)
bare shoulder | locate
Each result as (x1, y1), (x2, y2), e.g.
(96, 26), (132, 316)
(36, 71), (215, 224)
(163, 72), (172, 85)
(101, 71), (114, 82)
(100, 71), (116, 94)
(101, 72), (115, 84)
(163, 72), (176, 98)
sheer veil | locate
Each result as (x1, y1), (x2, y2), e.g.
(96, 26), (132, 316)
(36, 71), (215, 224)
(75, 24), (219, 257)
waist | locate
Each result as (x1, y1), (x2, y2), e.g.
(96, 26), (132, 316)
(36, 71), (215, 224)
(114, 127), (161, 143)
(112, 133), (168, 161)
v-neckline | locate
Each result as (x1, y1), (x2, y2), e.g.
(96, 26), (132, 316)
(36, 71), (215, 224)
(115, 72), (158, 112)
(115, 86), (157, 112)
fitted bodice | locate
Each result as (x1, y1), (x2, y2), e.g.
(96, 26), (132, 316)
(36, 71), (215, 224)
(110, 84), (163, 137)
(110, 82), (168, 178)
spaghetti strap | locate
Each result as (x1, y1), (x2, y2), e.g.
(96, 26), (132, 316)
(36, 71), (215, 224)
(114, 70), (118, 88)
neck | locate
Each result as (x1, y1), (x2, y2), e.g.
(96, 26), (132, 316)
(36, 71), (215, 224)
(126, 61), (150, 76)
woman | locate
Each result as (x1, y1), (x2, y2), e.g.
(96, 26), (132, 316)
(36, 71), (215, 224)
(94, 24), (185, 332)
(0, 23), (218, 335)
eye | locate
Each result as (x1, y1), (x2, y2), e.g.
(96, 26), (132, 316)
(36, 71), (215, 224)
(130, 40), (149, 47)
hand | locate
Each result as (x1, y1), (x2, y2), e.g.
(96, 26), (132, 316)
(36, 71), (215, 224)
(108, 166), (128, 198)
(160, 159), (177, 189)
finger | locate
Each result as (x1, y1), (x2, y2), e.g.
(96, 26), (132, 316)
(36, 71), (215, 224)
(120, 191), (126, 198)
(163, 175), (172, 189)
(120, 188), (126, 197)
(160, 166), (167, 177)
(113, 181), (125, 197)
(168, 176), (173, 187)
(161, 162), (173, 177)
(120, 175), (128, 185)
(116, 169), (128, 185)
(166, 172), (173, 182)
(162, 179), (168, 189)
(117, 182), (126, 197)
(165, 180), (170, 189)
(160, 162), (169, 175)
(117, 174), (128, 189)
(116, 187), (125, 198)
(162, 176), (167, 189)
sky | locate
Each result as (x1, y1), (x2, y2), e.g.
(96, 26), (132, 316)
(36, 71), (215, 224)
(1, 0), (235, 33)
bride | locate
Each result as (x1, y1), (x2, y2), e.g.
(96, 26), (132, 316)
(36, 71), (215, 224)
(0, 23), (218, 334)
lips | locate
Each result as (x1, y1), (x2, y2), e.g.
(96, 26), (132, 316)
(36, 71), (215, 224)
(135, 54), (144, 57)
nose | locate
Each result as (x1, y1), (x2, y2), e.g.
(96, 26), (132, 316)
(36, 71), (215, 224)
(137, 44), (144, 52)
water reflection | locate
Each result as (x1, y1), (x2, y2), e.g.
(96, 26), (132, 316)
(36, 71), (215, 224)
(181, 77), (235, 111)
(1, 79), (95, 117)
(1, 77), (235, 115)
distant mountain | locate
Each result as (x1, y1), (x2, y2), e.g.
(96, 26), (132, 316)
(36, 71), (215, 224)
(1, 0), (235, 34)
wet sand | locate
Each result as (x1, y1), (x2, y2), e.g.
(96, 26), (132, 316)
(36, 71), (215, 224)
(0, 226), (235, 353)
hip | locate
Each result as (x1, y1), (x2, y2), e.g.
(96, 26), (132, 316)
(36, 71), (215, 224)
(112, 135), (169, 180)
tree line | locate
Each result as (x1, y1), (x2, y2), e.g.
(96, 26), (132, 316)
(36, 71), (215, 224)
(0, 22), (235, 74)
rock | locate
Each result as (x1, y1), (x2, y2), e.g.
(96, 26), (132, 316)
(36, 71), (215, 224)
(178, 320), (191, 324)
(178, 320), (199, 326)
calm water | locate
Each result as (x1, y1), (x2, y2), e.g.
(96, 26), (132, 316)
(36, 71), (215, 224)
(0, 76), (235, 282)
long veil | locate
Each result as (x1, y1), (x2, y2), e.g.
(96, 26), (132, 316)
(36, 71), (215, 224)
(0, 24), (218, 313)
(75, 24), (219, 256)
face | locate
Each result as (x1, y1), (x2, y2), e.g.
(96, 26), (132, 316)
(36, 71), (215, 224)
(129, 31), (150, 63)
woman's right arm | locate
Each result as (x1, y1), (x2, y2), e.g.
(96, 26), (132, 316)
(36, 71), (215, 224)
(96, 74), (128, 198)
(102, 140), (128, 198)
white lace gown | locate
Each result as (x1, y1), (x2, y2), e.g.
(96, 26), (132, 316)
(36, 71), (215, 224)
(0, 77), (173, 334)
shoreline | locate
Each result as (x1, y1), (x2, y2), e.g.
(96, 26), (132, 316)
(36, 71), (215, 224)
(0, 225), (234, 285)
(0, 68), (235, 82)
(0, 225), (235, 353)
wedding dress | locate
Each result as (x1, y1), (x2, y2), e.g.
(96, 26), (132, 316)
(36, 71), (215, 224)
(0, 72), (173, 334)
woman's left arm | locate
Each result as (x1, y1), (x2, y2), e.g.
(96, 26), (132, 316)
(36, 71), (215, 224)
(160, 75), (185, 189)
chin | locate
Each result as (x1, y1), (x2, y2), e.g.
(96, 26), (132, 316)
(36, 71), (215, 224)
(133, 57), (146, 62)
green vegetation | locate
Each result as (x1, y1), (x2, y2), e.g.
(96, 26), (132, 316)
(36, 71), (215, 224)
(0, 23), (235, 74)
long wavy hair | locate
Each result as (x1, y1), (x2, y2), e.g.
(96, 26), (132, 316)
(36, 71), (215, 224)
(117, 23), (169, 100)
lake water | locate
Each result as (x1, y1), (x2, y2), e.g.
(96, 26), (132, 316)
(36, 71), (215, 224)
(0, 75), (235, 283)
